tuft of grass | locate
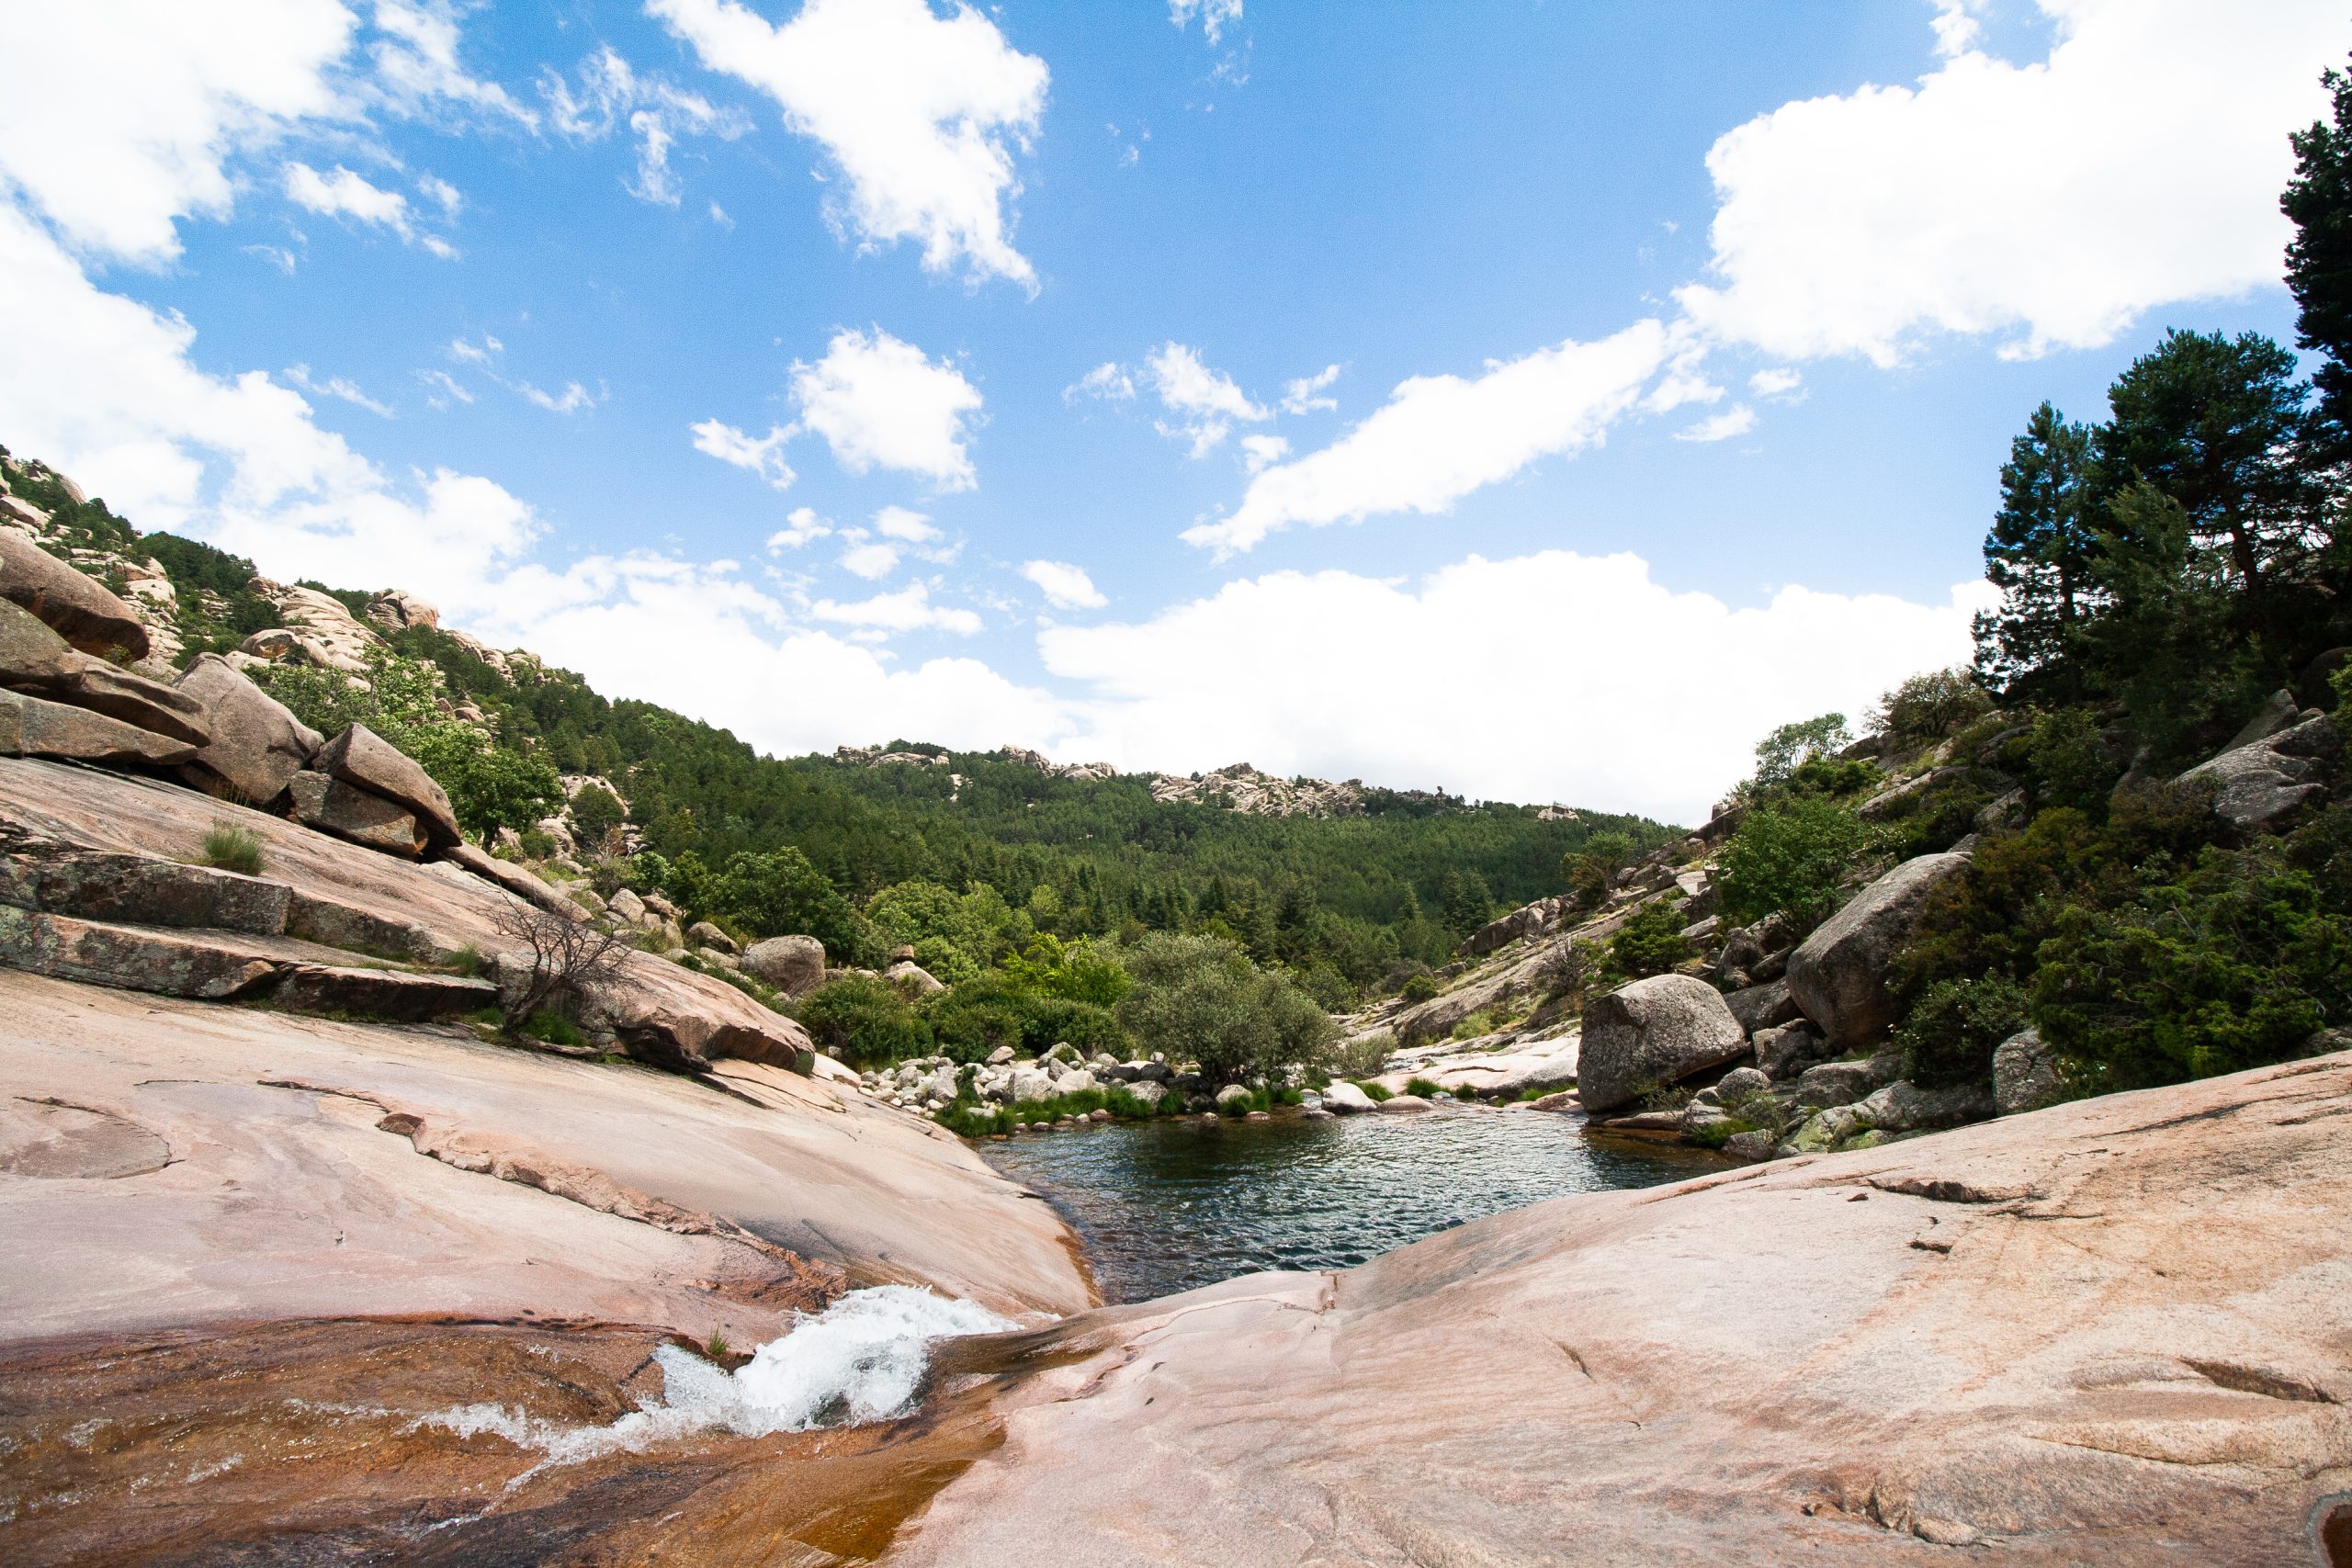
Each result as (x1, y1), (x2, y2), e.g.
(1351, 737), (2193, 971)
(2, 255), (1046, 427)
(1354, 1079), (1395, 1103)
(522, 1010), (586, 1047)
(1405, 1077), (1442, 1098)
(200, 822), (266, 876)
(447, 944), (484, 978)
(706, 1329), (729, 1360)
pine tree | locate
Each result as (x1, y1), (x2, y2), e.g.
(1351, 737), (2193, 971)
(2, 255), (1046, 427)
(2286, 58), (2352, 441)
(1976, 402), (2098, 695)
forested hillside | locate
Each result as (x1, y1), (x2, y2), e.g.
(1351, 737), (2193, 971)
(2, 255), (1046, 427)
(0, 450), (1663, 1006)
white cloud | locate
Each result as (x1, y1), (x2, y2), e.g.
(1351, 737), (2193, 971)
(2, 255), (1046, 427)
(766, 506), (831, 549)
(1280, 363), (1340, 414)
(790, 326), (981, 489)
(416, 173), (462, 215)
(1187, 319), (1672, 556)
(874, 504), (940, 542)
(1023, 558), (1106, 610)
(0, 0), (356, 265)
(690, 417), (797, 489)
(447, 333), (500, 364)
(367, 0), (537, 129)
(1045, 551), (1993, 822)
(1238, 433), (1289, 472)
(1147, 341), (1268, 457)
(1677, 0), (2345, 364)
(416, 368), (473, 407)
(1065, 360), (1136, 402)
(811, 581), (981, 635)
(540, 46), (750, 206)
(286, 364), (393, 417)
(840, 540), (900, 579)
(515, 379), (600, 415)
(1748, 367), (1804, 399)
(1676, 404), (1757, 443)
(282, 162), (447, 250)
(649, 0), (1047, 286)
(1169, 0), (1243, 47)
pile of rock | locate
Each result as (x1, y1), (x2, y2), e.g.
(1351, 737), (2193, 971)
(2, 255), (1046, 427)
(1146, 762), (1365, 818)
(855, 1043), (1183, 1118)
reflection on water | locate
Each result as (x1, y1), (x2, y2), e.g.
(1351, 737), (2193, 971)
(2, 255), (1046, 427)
(978, 1106), (1724, 1303)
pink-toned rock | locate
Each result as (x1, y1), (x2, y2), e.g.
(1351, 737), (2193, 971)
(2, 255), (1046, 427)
(288, 769), (426, 857)
(175, 654), (322, 804)
(317, 724), (461, 847)
(0, 688), (195, 767)
(893, 1052), (2352, 1567)
(0, 531), (149, 659)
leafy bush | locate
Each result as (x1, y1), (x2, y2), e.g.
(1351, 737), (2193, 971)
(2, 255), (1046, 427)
(568, 783), (627, 851)
(1895, 975), (2030, 1088)
(1608, 900), (1691, 978)
(403, 724), (561, 839)
(704, 847), (876, 964)
(996, 932), (1129, 1004)
(1753, 714), (1853, 787)
(1875, 668), (1995, 749)
(866, 880), (1030, 985)
(199, 822), (265, 876)
(1324, 1031), (1394, 1079)
(921, 974), (1125, 1064)
(1562, 829), (1634, 908)
(1871, 771), (1997, 858)
(1714, 794), (1867, 930)
(1115, 932), (1334, 1085)
(1399, 971), (1441, 1003)
(797, 975), (930, 1066)
(2020, 707), (2120, 815)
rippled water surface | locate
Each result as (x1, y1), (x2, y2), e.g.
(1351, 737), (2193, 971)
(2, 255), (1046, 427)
(978, 1107), (1725, 1303)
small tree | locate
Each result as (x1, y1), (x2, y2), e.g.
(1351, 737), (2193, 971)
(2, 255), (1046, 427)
(1609, 901), (1692, 978)
(1714, 795), (1868, 931)
(488, 895), (631, 1035)
(1753, 713), (1853, 787)
(568, 783), (628, 853)
(1114, 932), (1334, 1085)
(1873, 669), (1994, 748)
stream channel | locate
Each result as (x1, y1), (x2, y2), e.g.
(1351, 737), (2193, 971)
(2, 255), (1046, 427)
(978, 1104), (1726, 1303)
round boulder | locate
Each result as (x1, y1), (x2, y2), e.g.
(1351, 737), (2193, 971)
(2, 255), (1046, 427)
(744, 934), (827, 997)
(1785, 852), (1972, 1049)
(1576, 973), (1748, 1114)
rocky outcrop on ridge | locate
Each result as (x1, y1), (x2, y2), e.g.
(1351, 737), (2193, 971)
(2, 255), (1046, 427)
(1147, 761), (1365, 817)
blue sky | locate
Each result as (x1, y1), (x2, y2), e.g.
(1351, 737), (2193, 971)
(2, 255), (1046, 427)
(0, 0), (2339, 819)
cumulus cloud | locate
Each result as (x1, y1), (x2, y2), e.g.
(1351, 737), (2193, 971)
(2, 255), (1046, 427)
(540, 46), (750, 206)
(766, 505), (831, 549)
(874, 504), (941, 542)
(1187, 320), (1672, 556)
(1169, 0), (1243, 46)
(1748, 367), (1804, 399)
(649, 0), (1047, 286)
(790, 327), (981, 489)
(812, 581), (981, 635)
(691, 417), (797, 489)
(1281, 363), (1340, 414)
(840, 539), (900, 579)
(1022, 558), (1106, 610)
(1147, 342), (1269, 457)
(1676, 404), (1757, 443)
(1677, 0), (2344, 364)
(1065, 360), (1136, 402)
(1046, 551), (1991, 821)
(281, 162), (458, 254)
(0, 0), (356, 265)
(1238, 433), (1289, 472)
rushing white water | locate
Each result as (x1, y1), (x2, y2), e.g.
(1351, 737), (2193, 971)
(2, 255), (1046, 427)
(414, 1286), (1018, 1479)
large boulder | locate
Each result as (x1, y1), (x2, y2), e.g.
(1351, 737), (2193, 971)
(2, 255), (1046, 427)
(1321, 1081), (1377, 1114)
(1723, 976), (1799, 1035)
(318, 724), (461, 847)
(744, 934), (828, 995)
(1993, 1026), (2063, 1116)
(0, 688), (196, 767)
(175, 655), (322, 804)
(1576, 974), (1748, 1114)
(2177, 714), (2336, 834)
(0, 600), (209, 744)
(0, 532), (149, 659)
(1785, 852), (1972, 1049)
(288, 771), (426, 857)
(885, 958), (946, 997)
(1852, 1078), (1995, 1133)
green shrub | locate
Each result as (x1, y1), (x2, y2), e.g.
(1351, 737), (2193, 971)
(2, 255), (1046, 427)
(1714, 794), (1868, 929)
(1325, 1032), (1394, 1079)
(199, 822), (265, 876)
(1562, 829), (1635, 908)
(1404, 1077), (1442, 1097)
(522, 1010), (586, 1047)
(996, 932), (1129, 1004)
(1753, 715), (1853, 788)
(705, 847), (876, 965)
(1354, 1079), (1394, 1102)
(797, 975), (930, 1066)
(1875, 668), (1995, 749)
(1114, 932), (1335, 1085)
(568, 783), (627, 849)
(2020, 707), (2120, 815)
(1894, 975), (2030, 1089)
(922, 975), (1126, 1064)
(1399, 972), (1441, 1003)
(1609, 900), (1692, 978)
(1872, 771), (1997, 858)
